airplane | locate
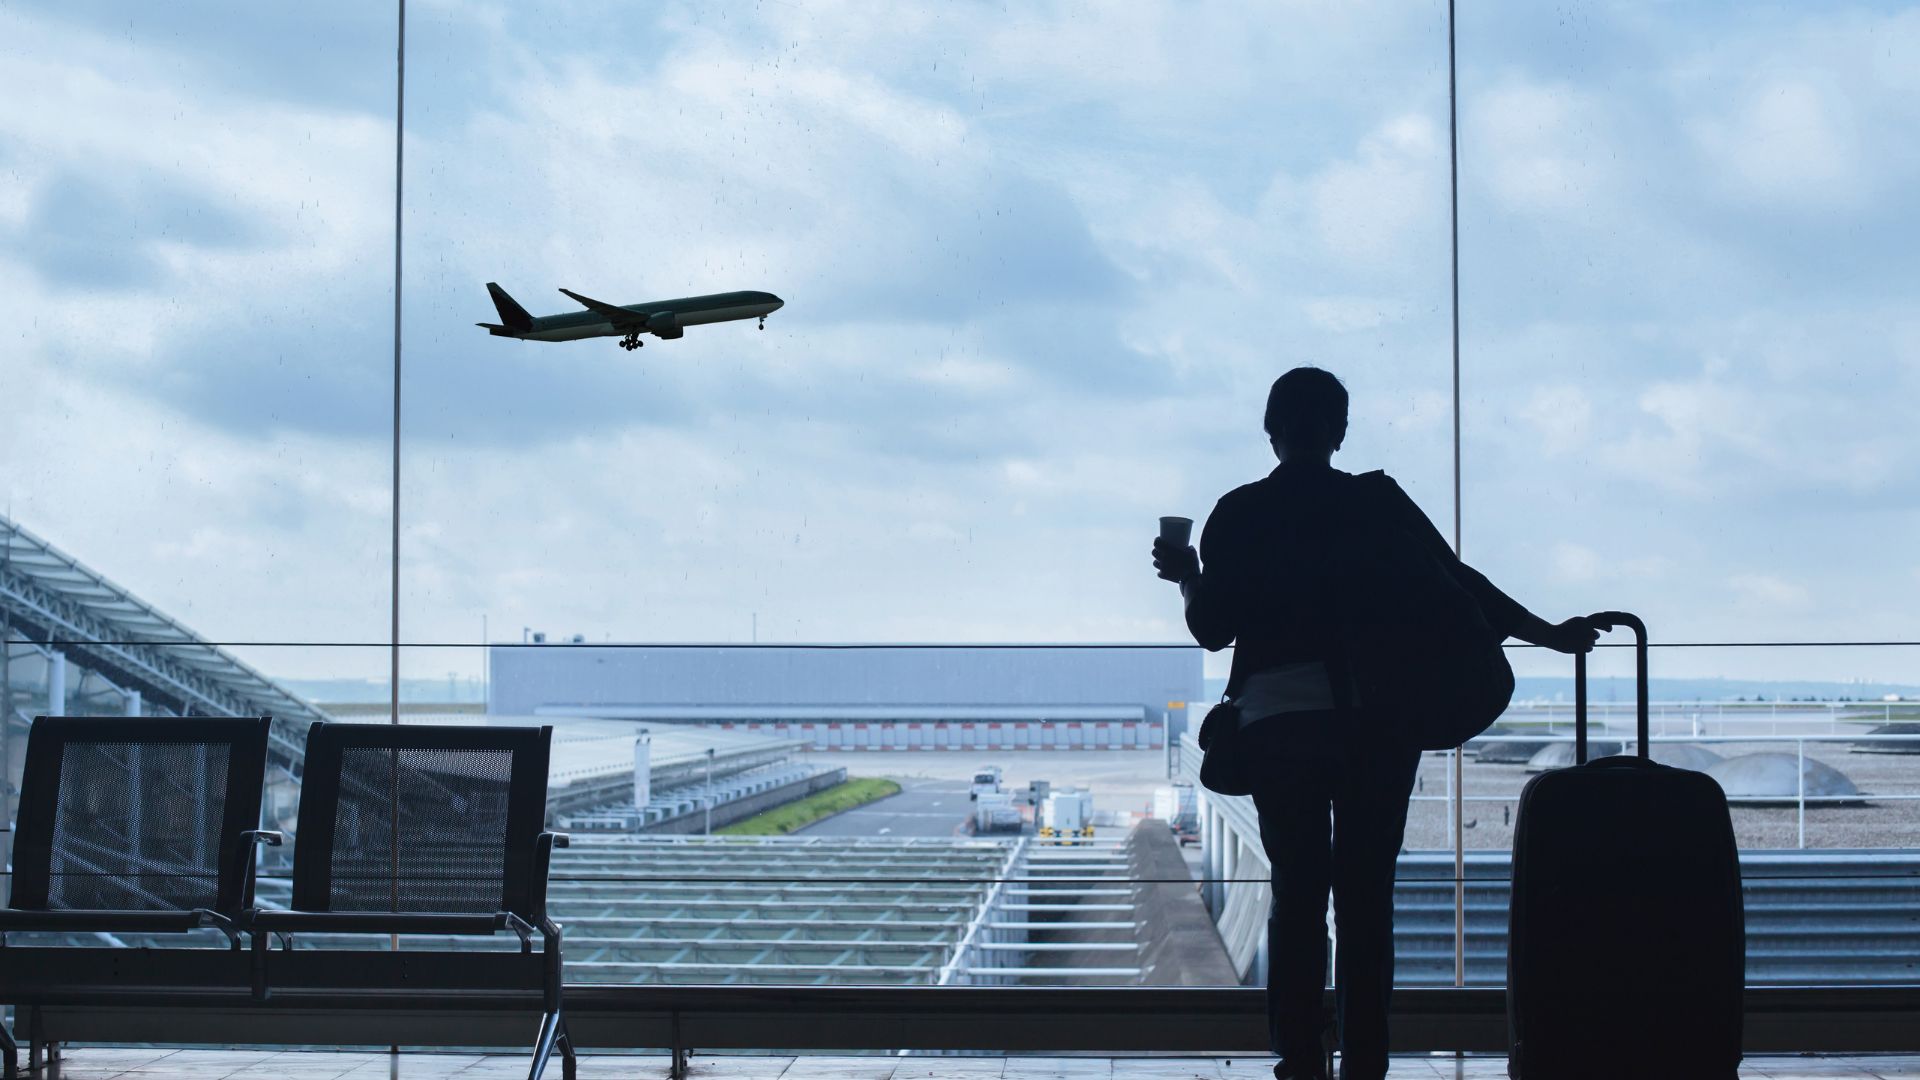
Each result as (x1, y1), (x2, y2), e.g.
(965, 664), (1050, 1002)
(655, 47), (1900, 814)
(478, 283), (785, 350)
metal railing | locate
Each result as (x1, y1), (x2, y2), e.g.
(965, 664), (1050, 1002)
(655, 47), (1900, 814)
(1186, 720), (1920, 985)
(1426, 725), (1920, 850)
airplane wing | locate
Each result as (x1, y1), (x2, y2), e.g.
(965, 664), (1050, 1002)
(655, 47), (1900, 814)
(559, 288), (645, 326)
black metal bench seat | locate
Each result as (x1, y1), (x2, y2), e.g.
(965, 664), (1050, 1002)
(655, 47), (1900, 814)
(1, 718), (572, 1080)
(0, 716), (278, 1076)
(245, 721), (574, 1080)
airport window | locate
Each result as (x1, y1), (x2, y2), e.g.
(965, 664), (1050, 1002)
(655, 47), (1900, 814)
(3, 0), (1917, 1036)
(1444, 2), (1920, 988)
(395, 3), (1453, 989)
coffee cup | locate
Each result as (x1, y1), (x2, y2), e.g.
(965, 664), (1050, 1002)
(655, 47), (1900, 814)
(1158, 516), (1193, 547)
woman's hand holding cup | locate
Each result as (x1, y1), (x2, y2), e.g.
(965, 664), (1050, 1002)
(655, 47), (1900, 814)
(1153, 516), (1198, 584)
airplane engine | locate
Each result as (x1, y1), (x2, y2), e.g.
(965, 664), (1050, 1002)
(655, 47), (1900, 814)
(646, 311), (684, 339)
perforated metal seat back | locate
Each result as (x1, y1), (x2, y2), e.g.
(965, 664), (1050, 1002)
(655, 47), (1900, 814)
(9, 717), (273, 914)
(51, 740), (231, 909)
(292, 724), (552, 917)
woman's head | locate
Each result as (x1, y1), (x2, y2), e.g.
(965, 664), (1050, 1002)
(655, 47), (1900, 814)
(1263, 366), (1348, 462)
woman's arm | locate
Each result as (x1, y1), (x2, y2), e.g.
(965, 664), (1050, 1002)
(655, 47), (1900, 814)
(1180, 568), (1237, 652)
(1152, 498), (1240, 651)
(1379, 476), (1597, 654)
(1509, 609), (1598, 653)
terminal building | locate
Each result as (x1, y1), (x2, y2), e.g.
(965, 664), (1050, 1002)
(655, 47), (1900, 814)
(489, 643), (1203, 751)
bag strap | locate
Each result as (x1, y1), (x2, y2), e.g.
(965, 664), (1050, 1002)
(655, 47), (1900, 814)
(1322, 469), (1390, 716)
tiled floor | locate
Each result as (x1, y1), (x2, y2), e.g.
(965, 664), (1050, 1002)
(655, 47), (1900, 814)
(20, 1050), (1920, 1079)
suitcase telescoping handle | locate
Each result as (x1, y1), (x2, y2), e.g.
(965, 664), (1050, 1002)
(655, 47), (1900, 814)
(1573, 610), (1649, 765)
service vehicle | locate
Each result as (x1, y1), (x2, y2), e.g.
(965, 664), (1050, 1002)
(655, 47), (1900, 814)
(968, 765), (1004, 801)
(1154, 783), (1200, 846)
(973, 790), (1024, 834)
(1039, 787), (1096, 840)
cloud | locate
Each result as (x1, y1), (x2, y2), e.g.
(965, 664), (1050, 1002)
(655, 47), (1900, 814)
(1469, 80), (1616, 217)
(813, 173), (1129, 320)
(1600, 331), (1914, 504)
(1308, 114), (1444, 270)
(1728, 573), (1813, 613)
(1690, 80), (1864, 209)
(1550, 542), (1668, 586)
(1303, 296), (1413, 334)
(10, 171), (261, 289)
(0, 364), (392, 655)
(1517, 384), (1593, 456)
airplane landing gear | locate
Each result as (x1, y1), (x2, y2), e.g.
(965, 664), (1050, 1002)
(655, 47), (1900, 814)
(619, 332), (643, 350)
(758, 317), (766, 330)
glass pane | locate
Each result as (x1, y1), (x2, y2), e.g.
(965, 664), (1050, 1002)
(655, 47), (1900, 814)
(1446, 643), (1920, 986)
(0, 644), (390, 924)
(1454, 0), (1920, 989)
(0, 5), (393, 645)
(401, 1), (1453, 988)
(1454, 1), (1920, 649)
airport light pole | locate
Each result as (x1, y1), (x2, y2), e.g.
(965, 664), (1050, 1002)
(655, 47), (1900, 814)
(387, 0), (407, 979)
(1447, 0), (1468, 991)
(704, 747), (716, 835)
(1, 532), (11, 829)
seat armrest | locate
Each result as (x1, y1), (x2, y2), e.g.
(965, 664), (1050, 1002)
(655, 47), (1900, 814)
(246, 910), (510, 936)
(193, 908), (244, 949)
(236, 830), (286, 909)
(504, 911), (536, 951)
(0, 908), (227, 938)
(530, 832), (570, 920)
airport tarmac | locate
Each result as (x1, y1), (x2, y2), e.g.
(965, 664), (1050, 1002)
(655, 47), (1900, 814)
(801, 748), (1176, 822)
(795, 777), (973, 838)
(794, 739), (1918, 854)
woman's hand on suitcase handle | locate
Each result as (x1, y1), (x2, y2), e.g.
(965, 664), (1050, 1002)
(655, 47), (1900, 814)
(1540, 615), (1601, 655)
(1514, 612), (1601, 654)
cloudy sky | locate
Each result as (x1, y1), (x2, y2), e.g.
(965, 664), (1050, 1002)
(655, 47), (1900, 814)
(2, 1), (1916, 685)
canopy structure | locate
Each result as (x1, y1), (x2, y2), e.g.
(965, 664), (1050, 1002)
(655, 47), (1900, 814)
(1708, 753), (1865, 803)
(244, 834), (1144, 986)
(0, 513), (329, 781)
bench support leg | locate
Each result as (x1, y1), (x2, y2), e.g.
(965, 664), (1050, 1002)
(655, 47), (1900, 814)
(670, 1011), (687, 1080)
(0, 1010), (17, 1080)
(556, 1019), (576, 1080)
(526, 1009), (565, 1080)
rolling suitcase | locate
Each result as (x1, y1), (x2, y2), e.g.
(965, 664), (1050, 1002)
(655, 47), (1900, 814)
(1507, 611), (1744, 1079)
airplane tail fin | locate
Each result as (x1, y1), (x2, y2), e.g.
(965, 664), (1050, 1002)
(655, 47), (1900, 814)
(486, 282), (534, 333)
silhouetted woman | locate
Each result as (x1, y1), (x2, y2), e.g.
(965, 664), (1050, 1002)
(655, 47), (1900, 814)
(1151, 367), (1596, 1080)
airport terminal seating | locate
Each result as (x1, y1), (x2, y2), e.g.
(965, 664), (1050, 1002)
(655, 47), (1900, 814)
(246, 721), (574, 1080)
(0, 718), (572, 1080)
(0, 715), (279, 1078)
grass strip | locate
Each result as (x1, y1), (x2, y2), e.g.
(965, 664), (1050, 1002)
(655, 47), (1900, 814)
(717, 777), (903, 836)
